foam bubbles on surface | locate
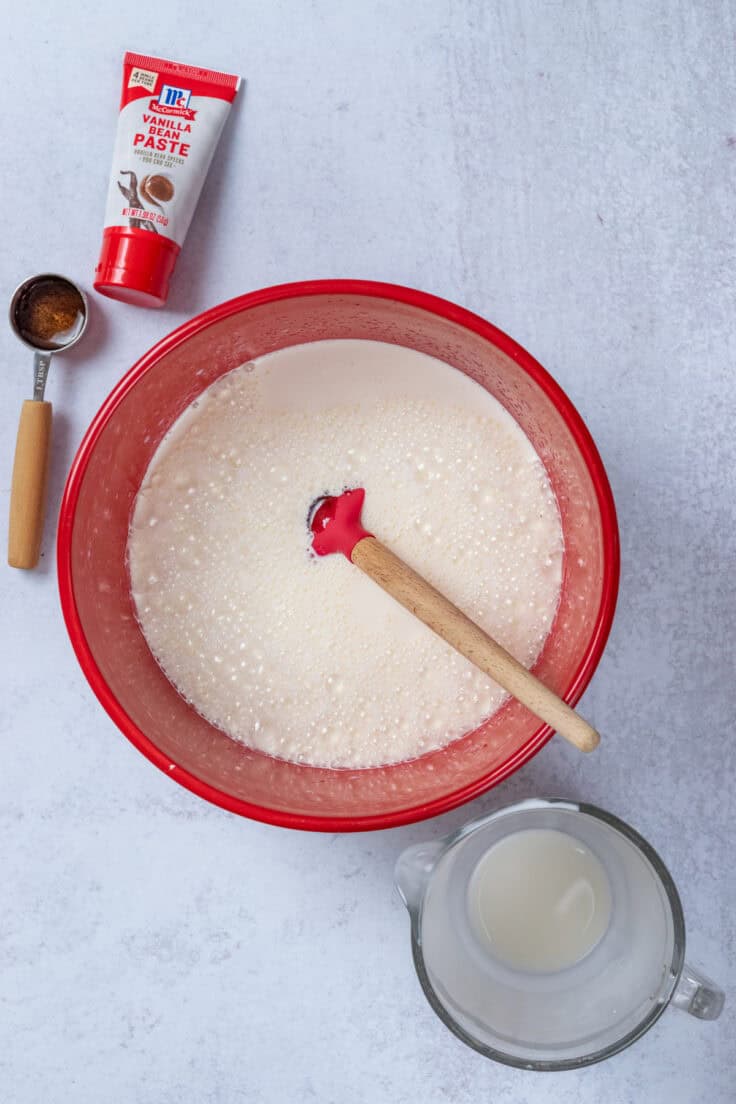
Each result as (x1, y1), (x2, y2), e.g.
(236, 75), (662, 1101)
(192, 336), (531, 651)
(128, 340), (563, 768)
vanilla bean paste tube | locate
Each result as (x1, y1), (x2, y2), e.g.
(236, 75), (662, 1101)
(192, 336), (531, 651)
(95, 52), (240, 307)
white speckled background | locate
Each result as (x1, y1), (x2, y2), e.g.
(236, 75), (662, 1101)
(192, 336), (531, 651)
(1, 2), (734, 1101)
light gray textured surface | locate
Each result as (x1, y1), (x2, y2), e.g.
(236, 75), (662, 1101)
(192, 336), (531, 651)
(1, 2), (734, 1101)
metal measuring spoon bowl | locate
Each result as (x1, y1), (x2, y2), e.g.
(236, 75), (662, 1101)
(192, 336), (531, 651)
(8, 274), (88, 569)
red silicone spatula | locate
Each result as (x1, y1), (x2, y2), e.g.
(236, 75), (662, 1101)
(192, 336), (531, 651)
(310, 488), (599, 753)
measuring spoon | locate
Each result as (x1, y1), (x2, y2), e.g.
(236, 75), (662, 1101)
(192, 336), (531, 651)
(8, 274), (88, 569)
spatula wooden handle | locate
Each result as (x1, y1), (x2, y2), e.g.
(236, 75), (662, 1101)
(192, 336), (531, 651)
(351, 536), (599, 753)
(8, 400), (52, 570)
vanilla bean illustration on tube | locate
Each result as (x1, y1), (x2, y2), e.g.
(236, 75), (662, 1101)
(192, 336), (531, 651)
(117, 170), (158, 232)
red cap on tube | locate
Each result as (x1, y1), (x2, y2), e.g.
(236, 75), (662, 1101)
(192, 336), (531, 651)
(94, 227), (180, 309)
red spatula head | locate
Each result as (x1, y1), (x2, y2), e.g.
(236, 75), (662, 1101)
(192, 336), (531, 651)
(310, 487), (373, 559)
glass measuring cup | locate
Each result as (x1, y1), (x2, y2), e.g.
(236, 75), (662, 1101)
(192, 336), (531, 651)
(395, 799), (724, 1070)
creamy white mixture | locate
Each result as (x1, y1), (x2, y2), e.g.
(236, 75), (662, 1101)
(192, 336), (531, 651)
(128, 339), (563, 768)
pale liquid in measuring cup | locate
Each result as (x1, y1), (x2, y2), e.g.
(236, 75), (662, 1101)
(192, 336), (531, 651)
(468, 828), (612, 972)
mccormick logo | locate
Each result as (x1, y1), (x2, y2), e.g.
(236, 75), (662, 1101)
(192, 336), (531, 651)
(159, 84), (191, 109)
(150, 85), (197, 120)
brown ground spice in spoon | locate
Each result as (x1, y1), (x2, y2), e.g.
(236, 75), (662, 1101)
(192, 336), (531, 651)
(15, 277), (86, 351)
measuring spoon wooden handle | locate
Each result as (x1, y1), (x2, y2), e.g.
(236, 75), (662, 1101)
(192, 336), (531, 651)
(8, 400), (52, 570)
(351, 536), (599, 753)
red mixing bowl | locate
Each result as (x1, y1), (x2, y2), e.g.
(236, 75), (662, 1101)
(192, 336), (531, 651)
(58, 280), (619, 831)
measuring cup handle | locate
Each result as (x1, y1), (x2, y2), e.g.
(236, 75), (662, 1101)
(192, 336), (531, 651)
(8, 400), (53, 570)
(671, 962), (725, 1021)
